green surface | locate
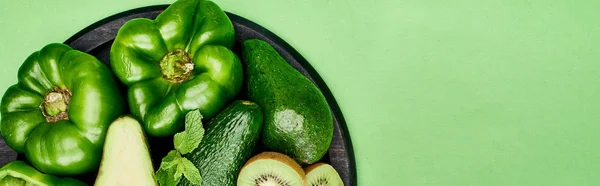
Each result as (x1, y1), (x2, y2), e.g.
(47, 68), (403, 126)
(0, 0), (599, 185)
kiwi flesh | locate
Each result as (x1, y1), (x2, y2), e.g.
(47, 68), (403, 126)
(237, 152), (306, 186)
(304, 163), (344, 186)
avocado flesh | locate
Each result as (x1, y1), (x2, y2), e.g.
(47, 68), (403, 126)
(242, 39), (334, 164)
(95, 116), (157, 186)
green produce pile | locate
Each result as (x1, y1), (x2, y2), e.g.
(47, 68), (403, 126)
(0, 0), (344, 185)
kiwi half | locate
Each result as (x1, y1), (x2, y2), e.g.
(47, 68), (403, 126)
(304, 163), (344, 186)
(237, 152), (306, 186)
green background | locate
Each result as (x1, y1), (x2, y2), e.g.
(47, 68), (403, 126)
(1, 0), (599, 185)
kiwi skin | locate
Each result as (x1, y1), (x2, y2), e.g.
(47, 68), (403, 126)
(240, 152), (306, 186)
(304, 163), (327, 173)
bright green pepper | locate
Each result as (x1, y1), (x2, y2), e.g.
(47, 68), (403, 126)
(0, 43), (125, 175)
(110, 0), (242, 137)
(0, 161), (86, 186)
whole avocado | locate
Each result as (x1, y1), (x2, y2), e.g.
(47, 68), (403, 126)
(242, 39), (333, 164)
(179, 100), (263, 186)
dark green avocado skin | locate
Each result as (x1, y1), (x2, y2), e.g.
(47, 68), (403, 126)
(179, 100), (263, 186)
(242, 39), (334, 165)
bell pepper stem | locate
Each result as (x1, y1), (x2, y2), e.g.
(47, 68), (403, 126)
(160, 49), (194, 83)
(41, 88), (71, 122)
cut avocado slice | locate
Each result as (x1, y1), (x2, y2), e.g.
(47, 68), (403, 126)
(95, 116), (157, 186)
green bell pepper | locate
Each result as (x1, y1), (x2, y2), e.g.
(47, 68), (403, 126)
(0, 43), (125, 175)
(110, 0), (242, 137)
(0, 161), (86, 186)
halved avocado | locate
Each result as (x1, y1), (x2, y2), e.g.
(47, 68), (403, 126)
(94, 116), (157, 186)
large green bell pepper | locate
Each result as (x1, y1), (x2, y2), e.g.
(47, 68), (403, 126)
(110, 0), (242, 137)
(0, 161), (86, 186)
(0, 43), (125, 175)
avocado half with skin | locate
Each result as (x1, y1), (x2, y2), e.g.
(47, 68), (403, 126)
(95, 116), (157, 186)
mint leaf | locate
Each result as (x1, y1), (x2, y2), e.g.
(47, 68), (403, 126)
(161, 150), (181, 169)
(156, 164), (178, 186)
(158, 110), (205, 186)
(175, 160), (185, 182)
(174, 109), (204, 154)
(173, 132), (185, 153)
(180, 158), (202, 185)
(156, 150), (183, 186)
